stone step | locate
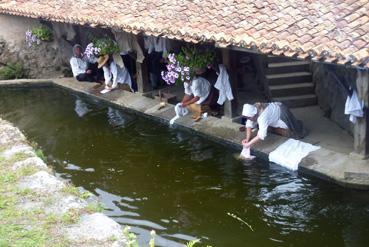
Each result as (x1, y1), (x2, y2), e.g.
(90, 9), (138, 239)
(267, 61), (310, 74)
(273, 94), (317, 108)
(269, 82), (315, 97)
(266, 72), (312, 85)
(267, 55), (296, 63)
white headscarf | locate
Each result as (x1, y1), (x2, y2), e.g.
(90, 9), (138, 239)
(72, 44), (83, 57)
(242, 104), (257, 117)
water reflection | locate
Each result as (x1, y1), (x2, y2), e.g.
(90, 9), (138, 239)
(74, 99), (91, 117)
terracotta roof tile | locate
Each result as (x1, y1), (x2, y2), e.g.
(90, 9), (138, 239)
(0, 0), (368, 67)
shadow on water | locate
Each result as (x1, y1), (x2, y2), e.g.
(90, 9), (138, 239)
(1, 86), (369, 247)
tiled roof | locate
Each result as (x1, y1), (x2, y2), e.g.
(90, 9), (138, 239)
(0, 0), (368, 67)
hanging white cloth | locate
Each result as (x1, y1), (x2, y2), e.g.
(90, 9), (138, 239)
(269, 139), (320, 171)
(144, 36), (168, 56)
(169, 103), (189, 125)
(345, 90), (364, 123)
(214, 64), (234, 105)
(112, 29), (145, 63)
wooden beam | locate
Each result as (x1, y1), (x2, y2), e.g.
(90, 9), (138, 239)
(221, 48), (238, 118)
(135, 35), (151, 93)
(136, 60), (151, 93)
(353, 69), (369, 158)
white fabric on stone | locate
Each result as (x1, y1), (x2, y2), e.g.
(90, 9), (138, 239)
(269, 139), (320, 171)
(103, 61), (132, 91)
(169, 103), (189, 125)
(345, 90), (364, 123)
(183, 77), (211, 105)
(113, 30), (145, 63)
(214, 64), (234, 105)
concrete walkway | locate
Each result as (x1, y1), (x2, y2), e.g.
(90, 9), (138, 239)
(1, 78), (369, 189)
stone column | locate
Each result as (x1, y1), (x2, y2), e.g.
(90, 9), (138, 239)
(135, 35), (151, 94)
(221, 48), (238, 119)
(353, 69), (369, 159)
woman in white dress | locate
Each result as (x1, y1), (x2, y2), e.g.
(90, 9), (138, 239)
(97, 54), (133, 94)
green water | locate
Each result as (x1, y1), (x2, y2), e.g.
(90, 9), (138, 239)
(0, 87), (369, 247)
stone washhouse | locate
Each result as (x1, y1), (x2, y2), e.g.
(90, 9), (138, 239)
(0, 0), (369, 188)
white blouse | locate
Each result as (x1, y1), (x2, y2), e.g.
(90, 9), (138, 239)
(245, 102), (288, 140)
(70, 57), (87, 77)
(103, 61), (132, 91)
(184, 77), (211, 105)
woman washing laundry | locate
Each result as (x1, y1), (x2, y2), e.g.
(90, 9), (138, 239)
(180, 76), (211, 122)
(97, 54), (133, 94)
(241, 102), (306, 149)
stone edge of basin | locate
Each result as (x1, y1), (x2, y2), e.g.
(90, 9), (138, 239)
(1, 78), (369, 190)
(0, 116), (128, 246)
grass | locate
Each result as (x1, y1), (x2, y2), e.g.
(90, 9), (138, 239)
(0, 149), (71, 247)
(85, 202), (104, 213)
(61, 184), (93, 200)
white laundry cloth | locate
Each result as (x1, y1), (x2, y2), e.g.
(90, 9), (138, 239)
(240, 146), (255, 160)
(169, 103), (189, 125)
(269, 139), (320, 171)
(214, 64), (234, 105)
(144, 36), (169, 56)
(74, 99), (91, 117)
(345, 90), (364, 123)
(112, 29), (145, 63)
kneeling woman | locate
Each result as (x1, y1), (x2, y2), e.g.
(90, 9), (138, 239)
(242, 102), (306, 148)
(97, 55), (133, 94)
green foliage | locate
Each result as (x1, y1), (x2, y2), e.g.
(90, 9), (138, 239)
(186, 239), (200, 247)
(86, 202), (104, 213)
(31, 26), (53, 42)
(61, 210), (80, 225)
(0, 63), (25, 80)
(34, 148), (46, 161)
(176, 47), (215, 77)
(0, 224), (46, 247)
(122, 226), (139, 247)
(92, 37), (120, 56)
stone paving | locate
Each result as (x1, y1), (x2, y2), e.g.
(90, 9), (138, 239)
(1, 78), (369, 189)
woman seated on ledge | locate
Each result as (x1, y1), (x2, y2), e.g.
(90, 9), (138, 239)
(242, 102), (306, 148)
(70, 44), (101, 82)
(180, 76), (211, 122)
(97, 54), (133, 94)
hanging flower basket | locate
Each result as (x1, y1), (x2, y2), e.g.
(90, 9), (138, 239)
(161, 47), (215, 85)
(84, 37), (120, 59)
(25, 25), (53, 47)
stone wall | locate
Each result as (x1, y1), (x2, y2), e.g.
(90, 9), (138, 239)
(312, 62), (357, 135)
(0, 14), (74, 78)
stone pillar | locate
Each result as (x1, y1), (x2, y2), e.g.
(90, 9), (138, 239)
(353, 69), (369, 158)
(135, 35), (151, 93)
(221, 48), (238, 119)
